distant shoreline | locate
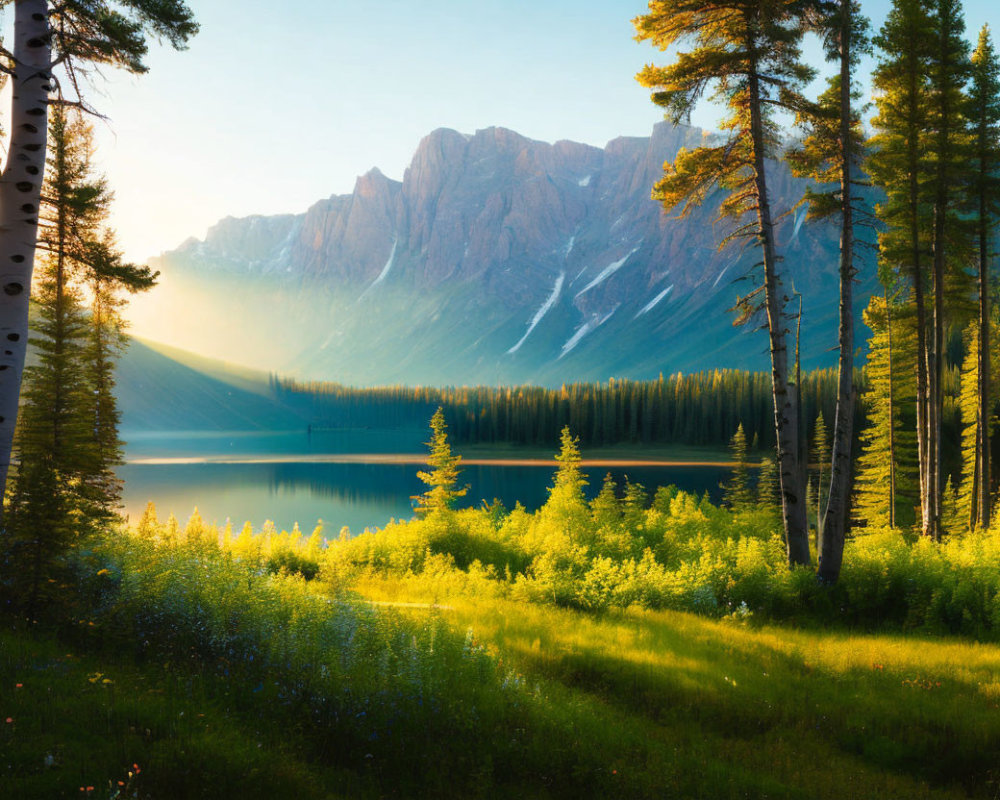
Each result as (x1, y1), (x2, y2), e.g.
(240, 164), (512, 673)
(125, 453), (739, 468)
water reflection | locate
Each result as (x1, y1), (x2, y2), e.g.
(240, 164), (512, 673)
(118, 456), (730, 535)
(123, 428), (428, 460)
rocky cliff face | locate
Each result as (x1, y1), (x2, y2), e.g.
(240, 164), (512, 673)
(154, 122), (867, 385)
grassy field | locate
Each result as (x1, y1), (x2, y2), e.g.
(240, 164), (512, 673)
(0, 629), (360, 799)
(7, 457), (1000, 798)
(355, 577), (1000, 799)
(5, 568), (1000, 799)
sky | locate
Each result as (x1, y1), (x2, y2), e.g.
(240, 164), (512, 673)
(37, 0), (1000, 262)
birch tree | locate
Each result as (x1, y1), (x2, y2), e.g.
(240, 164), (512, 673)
(0, 0), (196, 514)
(634, 0), (815, 566)
(5, 106), (149, 608)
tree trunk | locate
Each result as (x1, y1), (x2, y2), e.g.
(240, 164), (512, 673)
(0, 0), (52, 516)
(749, 67), (810, 567)
(885, 292), (897, 528)
(908, 111), (931, 537)
(978, 190), (991, 529)
(818, 2), (856, 583)
(930, 198), (946, 540)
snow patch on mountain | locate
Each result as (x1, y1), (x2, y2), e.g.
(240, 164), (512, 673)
(575, 248), (639, 297)
(712, 253), (742, 289)
(358, 238), (398, 300)
(578, 174), (592, 187)
(559, 305), (619, 359)
(791, 206), (806, 241)
(508, 272), (565, 355)
(635, 285), (673, 318)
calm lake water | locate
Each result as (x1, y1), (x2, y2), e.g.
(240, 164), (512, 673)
(118, 430), (730, 533)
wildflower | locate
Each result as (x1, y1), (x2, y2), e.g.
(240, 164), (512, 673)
(5, 717), (12, 724)
(96, 569), (110, 577)
(14, 683), (22, 689)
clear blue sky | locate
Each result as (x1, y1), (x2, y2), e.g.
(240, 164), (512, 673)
(86, 0), (998, 262)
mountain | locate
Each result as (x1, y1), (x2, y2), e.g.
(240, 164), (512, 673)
(117, 339), (305, 432)
(140, 121), (873, 386)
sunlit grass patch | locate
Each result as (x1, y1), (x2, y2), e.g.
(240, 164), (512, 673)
(353, 579), (999, 798)
(27, 491), (1000, 798)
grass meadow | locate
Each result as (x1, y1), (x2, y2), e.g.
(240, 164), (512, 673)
(5, 473), (1000, 798)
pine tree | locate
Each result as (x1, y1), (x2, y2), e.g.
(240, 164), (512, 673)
(413, 407), (467, 517)
(757, 455), (781, 509)
(854, 295), (919, 528)
(3, 109), (105, 610)
(925, 0), (974, 540)
(957, 321), (981, 531)
(623, 479), (649, 531)
(591, 473), (622, 529)
(867, 0), (936, 536)
(135, 501), (159, 540)
(635, 0), (814, 566)
(540, 426), (591, 540)
(550, 426), (587, 503)
(2, 109), (155, 610)
(79, 233), (156, 525)
(788, 0), (870, 581)
(968, 24), (1000, 529)
(723, 423), (754, 509)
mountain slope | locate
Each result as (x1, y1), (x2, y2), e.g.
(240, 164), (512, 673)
(135, 121), (874, 386)
(116, 339), (305, 432)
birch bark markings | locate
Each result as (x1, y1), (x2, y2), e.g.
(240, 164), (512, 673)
(0, 1), (195, 514)
(0, 0), (52, 506)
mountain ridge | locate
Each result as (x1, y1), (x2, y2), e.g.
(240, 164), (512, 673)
(138, 120), (870, 386)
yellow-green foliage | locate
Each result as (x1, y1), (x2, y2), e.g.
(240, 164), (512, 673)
(39, 494), (1000, 797)
(130, 486), (1000, 640)
(132, 504), (323, 582)
(310, 482), (1000, 637)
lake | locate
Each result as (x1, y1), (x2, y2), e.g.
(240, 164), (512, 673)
(119, 430), (732, 533)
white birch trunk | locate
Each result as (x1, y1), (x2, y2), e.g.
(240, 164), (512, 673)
(0, 0), (52, 512)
